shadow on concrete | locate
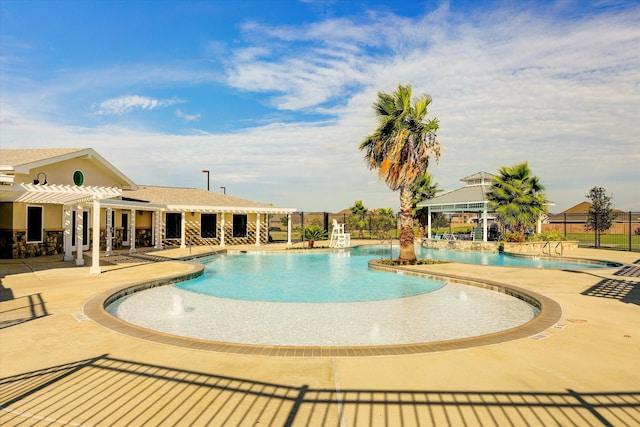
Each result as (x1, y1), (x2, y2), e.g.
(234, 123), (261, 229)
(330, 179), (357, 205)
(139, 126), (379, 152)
(0, 292), (49, 329)
(1, 355), (638, 426)
(582, 278), (640, 306)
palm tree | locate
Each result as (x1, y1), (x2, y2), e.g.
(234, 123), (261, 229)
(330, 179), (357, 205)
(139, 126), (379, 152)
(349, 200), (368, 238)
(359, 84), (440, 262)
(486, 162), (547, 241)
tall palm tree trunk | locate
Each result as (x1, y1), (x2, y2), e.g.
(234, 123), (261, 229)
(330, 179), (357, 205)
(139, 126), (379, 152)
(398, 186), (417, 262)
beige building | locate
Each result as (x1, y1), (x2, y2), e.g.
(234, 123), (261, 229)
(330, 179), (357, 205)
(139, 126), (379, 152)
(0, 148), (296, 272)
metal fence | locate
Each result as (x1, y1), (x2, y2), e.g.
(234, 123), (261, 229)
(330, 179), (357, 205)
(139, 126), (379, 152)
(542, 211), (640, 252)
(269, 212), (400, 242)
(269, 211), (640, 252)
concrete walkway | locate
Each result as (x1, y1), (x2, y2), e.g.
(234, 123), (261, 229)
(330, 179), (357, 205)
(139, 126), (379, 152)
(1, 243), (638, 426)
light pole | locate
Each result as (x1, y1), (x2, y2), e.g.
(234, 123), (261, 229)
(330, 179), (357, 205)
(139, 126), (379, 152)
(220, 186), (226, 194)
(202, 170), (210, 191)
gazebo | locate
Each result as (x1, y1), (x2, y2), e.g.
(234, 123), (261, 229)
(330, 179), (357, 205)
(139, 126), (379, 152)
(416, 172), (495, 242)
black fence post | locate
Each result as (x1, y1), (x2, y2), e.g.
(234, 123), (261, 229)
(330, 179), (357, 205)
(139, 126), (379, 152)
(629, 211), (632, 252)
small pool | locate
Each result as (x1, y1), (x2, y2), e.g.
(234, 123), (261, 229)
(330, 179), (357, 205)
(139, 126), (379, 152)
(362, 245), (618, 269)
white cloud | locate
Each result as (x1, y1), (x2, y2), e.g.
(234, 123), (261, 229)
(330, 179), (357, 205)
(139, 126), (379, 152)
(1, 3), (639, 212)
(175, 109), (201, 122)
(93, 95), (184, 115)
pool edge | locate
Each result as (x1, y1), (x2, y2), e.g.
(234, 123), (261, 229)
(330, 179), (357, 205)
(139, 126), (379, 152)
(83, 258), (562, 358)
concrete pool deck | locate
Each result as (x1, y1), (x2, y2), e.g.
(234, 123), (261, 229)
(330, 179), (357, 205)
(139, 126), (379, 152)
(1, 242), (639, 425)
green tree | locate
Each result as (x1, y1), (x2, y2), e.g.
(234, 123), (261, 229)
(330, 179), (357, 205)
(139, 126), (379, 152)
(301, 224), (327, 248)
(585, 186), (616, 248)
(486, 162), (547, 241)
(411, 171), (440, 227)
(372, 208), (396, 239)
(348, 200), (368, 238)
(359, 84), (440, 262)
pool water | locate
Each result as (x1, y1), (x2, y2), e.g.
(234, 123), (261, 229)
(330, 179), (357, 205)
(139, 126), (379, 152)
(176, 245), (613, 304)
(365, 245), (615, 269)
(178, 250), (445, 303)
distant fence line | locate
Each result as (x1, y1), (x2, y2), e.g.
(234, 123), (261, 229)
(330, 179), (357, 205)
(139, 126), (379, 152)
(270, 211), (640, 252)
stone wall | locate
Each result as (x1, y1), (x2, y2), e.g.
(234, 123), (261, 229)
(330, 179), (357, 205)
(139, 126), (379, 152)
(504, 240), (578, 255)
(421, 239), (500, 252)
(421, 238), (578, 255)
(7, 230), (64, 258)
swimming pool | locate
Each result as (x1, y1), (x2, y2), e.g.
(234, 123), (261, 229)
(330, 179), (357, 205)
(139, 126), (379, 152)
(106, 247), (544, 347)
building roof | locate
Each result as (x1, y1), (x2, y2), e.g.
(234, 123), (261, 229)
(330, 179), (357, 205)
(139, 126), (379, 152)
(0, 148), (88, 168)
(123, 186), (296, 214)
(1, 149), (295, 213)
(0, 147), (137, 190)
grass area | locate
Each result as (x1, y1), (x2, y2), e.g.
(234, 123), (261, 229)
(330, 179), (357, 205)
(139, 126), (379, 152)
(565, 233), (640, 250)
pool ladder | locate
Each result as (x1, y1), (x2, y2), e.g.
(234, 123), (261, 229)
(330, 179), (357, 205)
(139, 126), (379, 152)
(542, 241), (563, 256)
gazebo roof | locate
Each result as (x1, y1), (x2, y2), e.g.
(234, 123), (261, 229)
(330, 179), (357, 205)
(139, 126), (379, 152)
(416, 171), (493, 212)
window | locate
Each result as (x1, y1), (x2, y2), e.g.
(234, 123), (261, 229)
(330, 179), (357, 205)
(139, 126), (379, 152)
(27, 206), (43, 242)
(201, 214), (217, 238)
(166, 213), (182, 239)
(122, 213), (129, 244)
(73, 170), (84, 186)
(232, 214), (247, 237)
(71, 211), (89, 247)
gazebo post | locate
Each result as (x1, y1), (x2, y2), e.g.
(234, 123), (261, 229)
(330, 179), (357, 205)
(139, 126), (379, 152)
(427, 207), (432, 239)
(287, 214), (292, 245)
(483, 208), (488, 242)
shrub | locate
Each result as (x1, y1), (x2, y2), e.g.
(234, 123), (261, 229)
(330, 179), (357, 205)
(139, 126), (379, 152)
(527, 230), (564, 242)
(500, 231), (525, 242)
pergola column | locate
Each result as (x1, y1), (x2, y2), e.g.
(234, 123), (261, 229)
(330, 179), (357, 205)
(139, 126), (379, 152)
(220, 214), (226, 246)
(255, 213), (261, 246)
(154, 211), (163, 250)
(129, 209), (136, 254)
(90, 198), (101, 274)
(106, 207), (113, 256)
(287, 214), (292, 245)
(180, 211), (186, 249)
(427, 208), (432, 239)
(64, 207), (73, 261)
(75, 205), (84, 266)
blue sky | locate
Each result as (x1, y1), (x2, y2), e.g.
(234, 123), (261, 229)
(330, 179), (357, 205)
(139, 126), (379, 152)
(1, 0), (639, 212)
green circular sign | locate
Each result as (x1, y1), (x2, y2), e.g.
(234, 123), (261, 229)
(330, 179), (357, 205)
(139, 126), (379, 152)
(73, 170), (84, 186)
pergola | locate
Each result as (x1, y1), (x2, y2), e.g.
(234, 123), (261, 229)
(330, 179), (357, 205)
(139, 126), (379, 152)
(416, 172), (495, 242)
(3, 183), (124, 274)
